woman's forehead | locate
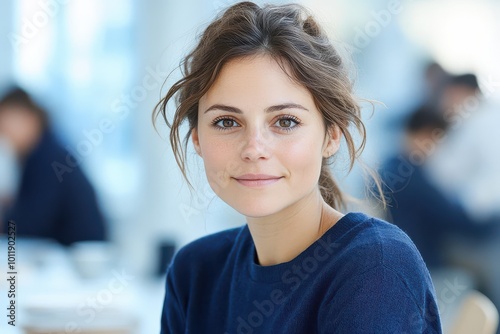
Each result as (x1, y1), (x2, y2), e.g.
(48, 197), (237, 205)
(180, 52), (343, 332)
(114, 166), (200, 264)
(200, 55), (313, 107)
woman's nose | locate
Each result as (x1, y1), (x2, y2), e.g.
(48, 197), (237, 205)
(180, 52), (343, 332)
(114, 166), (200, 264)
(239, 127), (271, 161)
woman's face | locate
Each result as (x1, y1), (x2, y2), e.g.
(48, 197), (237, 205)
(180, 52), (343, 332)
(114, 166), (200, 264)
(193, 54), (340, 218)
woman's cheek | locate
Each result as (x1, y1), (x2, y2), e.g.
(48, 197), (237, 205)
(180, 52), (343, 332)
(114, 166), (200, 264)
(283, 138), (323, 179)
(201, 140), (239, 192)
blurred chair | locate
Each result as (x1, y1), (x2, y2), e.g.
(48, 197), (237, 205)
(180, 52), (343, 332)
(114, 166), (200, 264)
(450, 290), (499, 334)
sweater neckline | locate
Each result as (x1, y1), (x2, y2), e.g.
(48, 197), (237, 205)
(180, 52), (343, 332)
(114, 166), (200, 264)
(245, 212), (367, 283)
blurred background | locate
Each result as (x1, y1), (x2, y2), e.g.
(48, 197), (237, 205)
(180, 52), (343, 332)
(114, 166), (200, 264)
(0, 0), (499, 333)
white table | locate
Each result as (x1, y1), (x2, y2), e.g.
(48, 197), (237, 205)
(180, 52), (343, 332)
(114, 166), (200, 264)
(0, 237), (165, 334)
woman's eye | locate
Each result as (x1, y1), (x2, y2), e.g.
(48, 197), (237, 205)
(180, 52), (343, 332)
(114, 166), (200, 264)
(277, 118), (293, 128)
(274, 116), (300, 130)
(221, 119), (236, 127)
(212, 118), (240, 130)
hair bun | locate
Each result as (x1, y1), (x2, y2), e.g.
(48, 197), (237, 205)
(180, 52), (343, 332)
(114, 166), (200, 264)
(303, 16), (320, 37)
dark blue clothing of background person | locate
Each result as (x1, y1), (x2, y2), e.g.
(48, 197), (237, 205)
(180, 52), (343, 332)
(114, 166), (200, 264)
(160, 212), (442, 333)
(1, 129), (107, 246)
(377, 105), (496, 271)
(379, 155), (491, 270)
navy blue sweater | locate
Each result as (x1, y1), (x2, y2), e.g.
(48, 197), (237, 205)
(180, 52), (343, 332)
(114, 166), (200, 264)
(160, 212), (442, 333)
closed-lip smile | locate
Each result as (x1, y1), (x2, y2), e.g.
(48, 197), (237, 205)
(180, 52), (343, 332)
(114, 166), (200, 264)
(235, 174), (281, 180)
(233, 174), (283, 187)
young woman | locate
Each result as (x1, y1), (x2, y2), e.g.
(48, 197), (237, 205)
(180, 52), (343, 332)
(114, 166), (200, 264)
(155, 2), (441, 333)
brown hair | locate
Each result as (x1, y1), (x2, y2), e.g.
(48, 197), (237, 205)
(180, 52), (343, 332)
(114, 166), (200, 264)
(154, 1), (383, 210)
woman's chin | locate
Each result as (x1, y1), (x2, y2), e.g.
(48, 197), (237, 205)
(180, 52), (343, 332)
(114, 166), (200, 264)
(227, 201), (282, 219)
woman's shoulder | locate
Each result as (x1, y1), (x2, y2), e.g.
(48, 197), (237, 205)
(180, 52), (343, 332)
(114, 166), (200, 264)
(336, 212), (416, 242)
(323, 213), (441, 331)
(334, 212), (428, 276)
(168, 225), (247, 274)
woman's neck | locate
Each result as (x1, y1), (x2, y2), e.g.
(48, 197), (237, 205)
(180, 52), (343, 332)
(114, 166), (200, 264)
(246, 189), (344, 266)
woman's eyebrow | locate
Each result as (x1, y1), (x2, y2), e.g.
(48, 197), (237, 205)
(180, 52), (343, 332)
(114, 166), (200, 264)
(267, 103), (309, 113)
(203, 103), (309, 114)
(204, 104), (242, 114)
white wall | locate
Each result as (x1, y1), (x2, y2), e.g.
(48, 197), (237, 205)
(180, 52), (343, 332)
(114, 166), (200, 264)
(0, 1), (13, 88)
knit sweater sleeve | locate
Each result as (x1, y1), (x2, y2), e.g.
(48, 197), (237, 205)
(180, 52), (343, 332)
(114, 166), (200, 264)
(160, 252), (187, 334)
(318, 264), (442, 333)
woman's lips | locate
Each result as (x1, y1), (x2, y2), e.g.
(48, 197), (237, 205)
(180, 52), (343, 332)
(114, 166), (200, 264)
(233, 174), (283, 187)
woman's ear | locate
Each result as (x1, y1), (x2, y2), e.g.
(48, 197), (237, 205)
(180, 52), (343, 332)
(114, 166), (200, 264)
(322, 125), (342, 158)
(191, 128), (202, 157)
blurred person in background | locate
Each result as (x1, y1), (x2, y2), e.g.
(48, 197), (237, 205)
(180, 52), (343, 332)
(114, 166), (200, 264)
(0, 86), (107, 246)
(428, 73), (500, 220)
(378, 106), (492, 271)
(377, 105), (499, 330)
(425, 72), (500, 326)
